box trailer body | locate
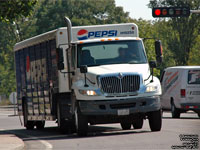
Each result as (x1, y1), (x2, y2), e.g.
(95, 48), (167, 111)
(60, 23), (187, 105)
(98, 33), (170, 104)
(160, 66), (200, 118)
(14, 20), (163, 135)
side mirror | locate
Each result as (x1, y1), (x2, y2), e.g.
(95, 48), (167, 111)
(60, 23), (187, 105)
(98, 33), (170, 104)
(80, 65), (88, 73)
(56, 48), (64, 70)
(155, 40), (163, 64)
(149, 60), (157, 68)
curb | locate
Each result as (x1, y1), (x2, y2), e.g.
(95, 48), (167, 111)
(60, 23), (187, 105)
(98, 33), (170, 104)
(0, 133), (25, 150)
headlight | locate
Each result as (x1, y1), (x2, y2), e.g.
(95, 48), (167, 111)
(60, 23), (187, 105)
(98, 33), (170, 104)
(79, 90), (98, 96)
(146, 86), (158, 92)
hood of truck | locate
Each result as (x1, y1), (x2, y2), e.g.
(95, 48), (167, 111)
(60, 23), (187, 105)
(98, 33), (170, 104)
(87, 64), (150, 79)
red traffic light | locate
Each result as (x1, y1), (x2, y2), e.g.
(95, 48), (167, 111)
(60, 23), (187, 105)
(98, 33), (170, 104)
(154, 9), (161, 16)
(152, 7), (190, 17)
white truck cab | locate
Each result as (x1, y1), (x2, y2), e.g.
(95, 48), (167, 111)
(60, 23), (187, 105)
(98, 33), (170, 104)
(160, 66), (200, 118)
(14, 17), (163, 136)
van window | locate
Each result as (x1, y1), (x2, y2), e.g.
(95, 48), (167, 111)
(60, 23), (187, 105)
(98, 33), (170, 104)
(188, 70), (200, 84)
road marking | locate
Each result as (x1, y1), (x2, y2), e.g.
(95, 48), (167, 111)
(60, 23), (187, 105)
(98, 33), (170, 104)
(0, 129), (53, 149)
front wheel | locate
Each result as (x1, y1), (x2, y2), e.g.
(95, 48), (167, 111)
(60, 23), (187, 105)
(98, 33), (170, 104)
(171, 102), (180, 118)
(75, 106), (88, 136)
(132, 118), (143, 129)
(120, 122), (132, 130)
(57, 102), (68, 133)
(148, 109), (162, 132)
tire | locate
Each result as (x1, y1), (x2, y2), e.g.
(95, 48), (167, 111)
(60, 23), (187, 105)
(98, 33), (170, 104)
(148, 109), (162, 132)
(132, 118), (143, 129)
(120, 122), (132, 130)
(57, 102), (68, 133)
(36, 121), (45, 130)
(197, 113), (200, 118)
(22, 99), (34, 130)
(171, 101), (180, 118)
(75, 105), (88, 136)
(26, 121), (35, 130)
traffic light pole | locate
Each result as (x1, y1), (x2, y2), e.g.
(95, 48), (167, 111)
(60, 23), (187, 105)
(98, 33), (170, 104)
(190, 10), (200, 14)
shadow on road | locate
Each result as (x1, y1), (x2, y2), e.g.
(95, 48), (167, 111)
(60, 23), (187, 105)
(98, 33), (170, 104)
(0, 125), (151, 142)
(162, 116), (199, 120)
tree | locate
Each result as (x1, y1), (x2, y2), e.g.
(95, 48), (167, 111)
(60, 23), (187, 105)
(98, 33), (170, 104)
(0, 23), (17, 96)
(0, 0), (131, 97)
(0, 0), (37, 22)
(35, 0), (130, 34)
(149, 0), (200, 65)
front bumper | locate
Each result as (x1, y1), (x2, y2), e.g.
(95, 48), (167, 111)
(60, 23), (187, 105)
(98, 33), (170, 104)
(78, 96), (161, 116)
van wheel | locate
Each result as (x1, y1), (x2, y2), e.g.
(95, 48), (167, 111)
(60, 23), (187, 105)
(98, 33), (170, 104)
(75, 105), (88, 136)
(148, 109), (162, 132)
(36, 121), (45, 130)
(132, 118), (143, 129)
(120, 122), (131, 130)
(171, 102), (180, 118)
(197, 113), (200, 118)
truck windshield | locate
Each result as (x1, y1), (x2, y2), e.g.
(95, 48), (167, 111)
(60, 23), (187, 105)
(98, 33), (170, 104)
(77, 40), (147, 67)
(188, 70), (200, 84)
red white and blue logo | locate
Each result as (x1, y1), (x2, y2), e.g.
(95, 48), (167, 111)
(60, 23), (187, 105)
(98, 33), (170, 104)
(77, 29), (118, 40)
(77, 29), (88, 40)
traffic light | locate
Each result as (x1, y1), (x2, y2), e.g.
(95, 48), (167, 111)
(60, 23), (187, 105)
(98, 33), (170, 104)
(152, 7), (190, 17)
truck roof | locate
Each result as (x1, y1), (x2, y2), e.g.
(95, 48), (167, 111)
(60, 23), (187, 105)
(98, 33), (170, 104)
(165, 66), (200, 71)
(14, 23), (138, 51)
(75, 37), (142, 44)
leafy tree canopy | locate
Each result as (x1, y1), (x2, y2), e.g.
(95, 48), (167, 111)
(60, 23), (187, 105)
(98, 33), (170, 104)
(149, 0), (200, 65)
(35, 0), (130, 34)
(0, 0), (37, 22)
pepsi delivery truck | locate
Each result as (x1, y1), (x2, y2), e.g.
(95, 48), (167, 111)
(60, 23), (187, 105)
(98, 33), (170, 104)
(14, 17), (163, 136)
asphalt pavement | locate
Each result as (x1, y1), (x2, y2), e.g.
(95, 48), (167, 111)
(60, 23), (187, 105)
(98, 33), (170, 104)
(0, 105), (199, 150)
(0, 105), (24, 150)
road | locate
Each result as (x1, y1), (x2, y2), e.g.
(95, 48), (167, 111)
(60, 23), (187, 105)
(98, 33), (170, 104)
(0, 106), (199, 150)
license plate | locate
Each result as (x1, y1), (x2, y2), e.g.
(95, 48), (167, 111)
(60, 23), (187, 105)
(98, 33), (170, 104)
(117, 109), (130, 116)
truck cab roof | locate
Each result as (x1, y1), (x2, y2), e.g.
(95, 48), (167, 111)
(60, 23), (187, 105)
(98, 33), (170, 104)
(74, 37), (142, 44)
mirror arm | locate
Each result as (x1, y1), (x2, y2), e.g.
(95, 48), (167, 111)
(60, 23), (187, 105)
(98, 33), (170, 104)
(60, 70), (75, 76)
(151, 67), (154, 83)
(84, 73), (89, 87)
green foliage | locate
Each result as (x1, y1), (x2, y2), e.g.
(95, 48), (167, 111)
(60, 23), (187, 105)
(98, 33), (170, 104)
(0, 99), (12, 106)
(149, 0), (200, 66)
(35, 0), (129, 34)
(0, 23), (17, 96)
(0, 0), (37, 22)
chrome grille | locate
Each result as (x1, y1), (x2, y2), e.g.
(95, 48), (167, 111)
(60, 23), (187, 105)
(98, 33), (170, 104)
(100, 74), (140, 94)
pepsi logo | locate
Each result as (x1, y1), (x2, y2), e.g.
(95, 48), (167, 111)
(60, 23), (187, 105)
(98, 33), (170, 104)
(77, 29), (88, 40)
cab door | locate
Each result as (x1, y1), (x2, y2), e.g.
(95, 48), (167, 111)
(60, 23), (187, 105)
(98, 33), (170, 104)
(67, 44), (77, 89)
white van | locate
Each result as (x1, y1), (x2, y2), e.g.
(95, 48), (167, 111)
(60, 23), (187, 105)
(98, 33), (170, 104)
(160, 66), (200, 118)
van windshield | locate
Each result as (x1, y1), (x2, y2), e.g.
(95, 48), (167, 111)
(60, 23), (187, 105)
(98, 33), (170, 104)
(77, 40), (147, 67)
(188, 70), (200, 84)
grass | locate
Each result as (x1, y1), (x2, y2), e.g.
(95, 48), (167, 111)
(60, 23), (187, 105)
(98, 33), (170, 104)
(0, 99), (12, 106)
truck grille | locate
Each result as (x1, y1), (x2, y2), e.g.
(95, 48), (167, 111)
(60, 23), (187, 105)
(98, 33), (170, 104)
(99, 74), (140, 94)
